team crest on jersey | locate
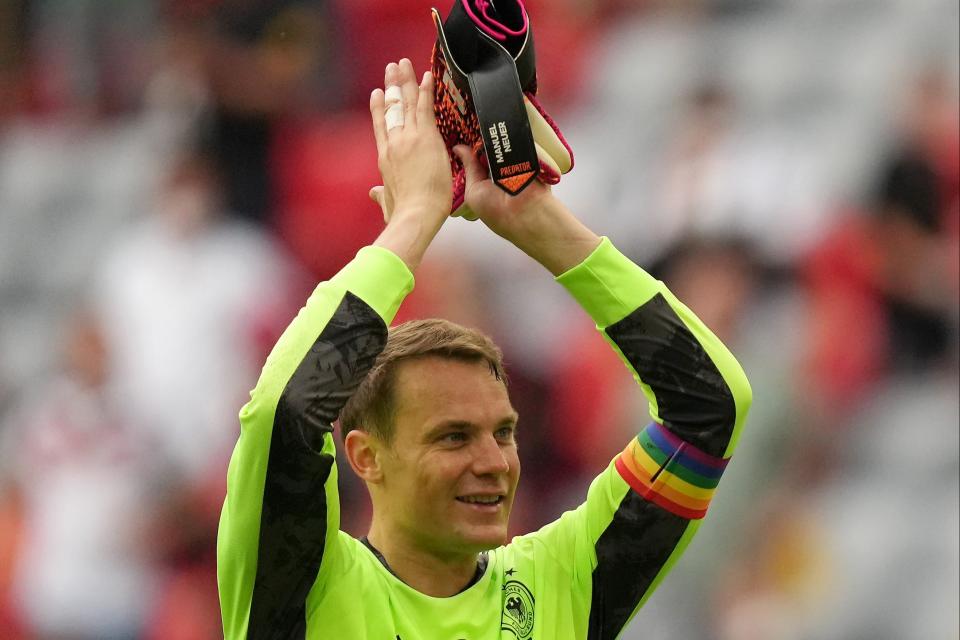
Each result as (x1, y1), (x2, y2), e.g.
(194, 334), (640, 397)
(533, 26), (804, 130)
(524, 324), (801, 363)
(500, 580), (535, 638)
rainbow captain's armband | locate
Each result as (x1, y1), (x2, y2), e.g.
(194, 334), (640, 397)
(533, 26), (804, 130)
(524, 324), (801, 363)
(614, 422), (729, 520)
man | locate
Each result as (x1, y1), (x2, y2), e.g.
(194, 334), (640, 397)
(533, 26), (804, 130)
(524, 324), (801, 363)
(217, 59), (752, 639)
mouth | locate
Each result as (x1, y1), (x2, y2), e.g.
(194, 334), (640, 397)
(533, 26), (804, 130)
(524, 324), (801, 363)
(456, 494), (505, 509)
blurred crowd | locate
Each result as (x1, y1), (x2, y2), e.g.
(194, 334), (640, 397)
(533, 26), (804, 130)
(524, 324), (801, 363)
(0, 0), (957, 638)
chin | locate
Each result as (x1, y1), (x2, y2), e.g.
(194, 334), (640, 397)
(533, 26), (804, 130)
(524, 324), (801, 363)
(460, 527), (509, 552)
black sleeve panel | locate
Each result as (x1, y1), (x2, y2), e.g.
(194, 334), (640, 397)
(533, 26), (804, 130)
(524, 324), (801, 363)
(586, 491), (692, 640)
(604, 293), (736, 457)
(246, 292), (387, 639)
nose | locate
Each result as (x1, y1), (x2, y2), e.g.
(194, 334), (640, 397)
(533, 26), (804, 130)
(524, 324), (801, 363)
(472, 433), (510, 476)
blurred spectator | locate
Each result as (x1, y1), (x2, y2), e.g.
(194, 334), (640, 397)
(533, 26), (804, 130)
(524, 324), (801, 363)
(874, 69), (960, 371)
(648, 81), (826, 265)
(2, 314), (156, 639)
(702, 66), (959, 640)
(21, 0), (157, 119)
(81, 143), (302, 638)
(712, 500), (832, 640)
(872, 150), (955, 371)
(799, 211), (890, 417)
(0, 484), (24, 639)
(712, 372), (959, 640)
(92, 145), (298, 483)
(801, 68), (960, 419)
(0, 0), (30, 127)
(161, 0), (338, 224)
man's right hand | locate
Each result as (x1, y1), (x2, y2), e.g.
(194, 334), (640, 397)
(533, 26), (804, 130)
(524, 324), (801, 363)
(370, 59), (452, 272)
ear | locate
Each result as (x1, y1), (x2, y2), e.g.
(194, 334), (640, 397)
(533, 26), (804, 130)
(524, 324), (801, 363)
(343, 429), (385, 484)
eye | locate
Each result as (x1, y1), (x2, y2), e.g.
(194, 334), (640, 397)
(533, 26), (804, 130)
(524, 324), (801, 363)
(495, 426), (516, 442)
(441, 431), (468, 444)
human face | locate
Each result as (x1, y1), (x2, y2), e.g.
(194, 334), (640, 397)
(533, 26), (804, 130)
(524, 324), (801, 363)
(377, 356), (520, 558)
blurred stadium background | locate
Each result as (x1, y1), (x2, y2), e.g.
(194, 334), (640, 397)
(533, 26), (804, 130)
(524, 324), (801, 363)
(0, 0), (957, 638)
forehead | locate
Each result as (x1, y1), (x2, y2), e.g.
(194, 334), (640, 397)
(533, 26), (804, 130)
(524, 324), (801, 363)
(391, 356), (514, 431)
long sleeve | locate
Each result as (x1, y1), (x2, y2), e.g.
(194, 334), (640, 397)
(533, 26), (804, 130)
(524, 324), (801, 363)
(216, 246), (414, 640)
(556, 237), (751, 457)
(510, 237), (751, 640)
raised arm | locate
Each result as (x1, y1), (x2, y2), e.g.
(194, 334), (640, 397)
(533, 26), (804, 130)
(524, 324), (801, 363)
(457, 143), (750, 457)
(458, 150), (752, 637)
(217, 59), (451, 639)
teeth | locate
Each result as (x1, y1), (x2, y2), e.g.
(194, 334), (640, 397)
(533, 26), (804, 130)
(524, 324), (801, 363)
(459, 496), (501, 504)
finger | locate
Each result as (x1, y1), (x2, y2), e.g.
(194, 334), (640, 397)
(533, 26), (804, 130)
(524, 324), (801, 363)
(385, 85), (404, 132)
(370, 89), (387, 152)
(453, 145), (487, 186)
(384, 61), (399, 89)
(383, 62), (404, 133)
(417, 71), (437, 129)
(398, 58), (419, 126)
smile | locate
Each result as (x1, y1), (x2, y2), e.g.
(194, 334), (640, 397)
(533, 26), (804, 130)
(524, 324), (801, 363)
(456, 495), (504, 505)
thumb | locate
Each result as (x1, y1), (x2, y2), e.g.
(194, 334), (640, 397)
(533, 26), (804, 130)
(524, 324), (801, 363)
(453, 145), (487, 188)
(369, 186), (389, 223)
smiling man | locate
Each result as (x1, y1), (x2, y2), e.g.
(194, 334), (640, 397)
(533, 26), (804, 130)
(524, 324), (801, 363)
(339, 319), (522, 599)
(217, 59), (752, 639)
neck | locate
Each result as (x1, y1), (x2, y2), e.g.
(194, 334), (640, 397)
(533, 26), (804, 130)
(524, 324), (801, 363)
(367, 522), (480, 598)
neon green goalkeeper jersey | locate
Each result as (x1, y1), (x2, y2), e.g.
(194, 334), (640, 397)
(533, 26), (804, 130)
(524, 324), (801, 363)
(218, 238), (751, 639)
